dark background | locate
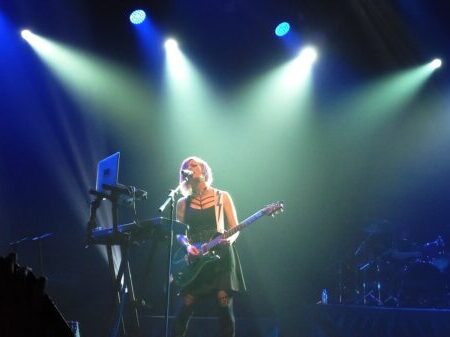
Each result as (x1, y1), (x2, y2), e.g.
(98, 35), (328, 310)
(1, 1), (450, 336)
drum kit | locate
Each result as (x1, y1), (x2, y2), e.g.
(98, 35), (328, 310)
(338, 220), (450, 308)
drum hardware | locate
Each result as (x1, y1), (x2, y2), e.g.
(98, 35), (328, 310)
(338, 226), (450, 308)
(354, 233), (374, 257)
(422, 235), (445, 260)
(397, 258), (448, 307)
(430, 255), (450, 273)
(383, 293), (400, 307)
(343, 228), (393, 306)
(353, 258), (385, 306)
(394, 236), (449, 307)
(337, 261), (343, 304)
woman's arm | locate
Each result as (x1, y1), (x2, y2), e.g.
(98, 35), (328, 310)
(176, 197), (199, 255)
(176, 197), (186, 224)
(223, 191), (239, 243)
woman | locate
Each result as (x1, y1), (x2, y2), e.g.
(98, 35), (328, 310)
(172, 156), (246, 337)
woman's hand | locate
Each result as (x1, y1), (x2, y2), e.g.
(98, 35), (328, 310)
(219, 239), (231, 247)
(187, 244), (200, 256)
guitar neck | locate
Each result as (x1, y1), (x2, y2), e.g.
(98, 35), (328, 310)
(204, 208), (267, 252)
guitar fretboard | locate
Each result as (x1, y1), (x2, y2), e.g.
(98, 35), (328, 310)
(203, 208), (267, 252)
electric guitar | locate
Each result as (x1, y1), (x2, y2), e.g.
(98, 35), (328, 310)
(171, 201), (284, 288)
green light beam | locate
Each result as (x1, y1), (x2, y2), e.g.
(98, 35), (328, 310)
(332, 63), (436, 134)
(24, 32), (156, 129)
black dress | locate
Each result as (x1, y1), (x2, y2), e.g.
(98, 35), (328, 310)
(182, 197), (246, 297)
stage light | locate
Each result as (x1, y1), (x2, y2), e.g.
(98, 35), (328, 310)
(430, 58), (442, 70)
(275, 22), (290, 37)
(297, 46), (318, 65)
(129, 9), (146, 25)
(20, 29), (33, 40)
(164, 38), (178, 51)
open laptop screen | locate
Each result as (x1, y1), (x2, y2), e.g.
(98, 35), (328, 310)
(95, 152), (120, 192)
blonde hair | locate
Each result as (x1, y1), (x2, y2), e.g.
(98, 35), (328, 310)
(179, 156), (214, 196)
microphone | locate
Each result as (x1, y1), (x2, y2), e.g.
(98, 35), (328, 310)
(181, 169), (194, 178)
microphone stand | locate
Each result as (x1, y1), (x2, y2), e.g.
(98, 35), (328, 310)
(85, 191), (105, 247)
(31, 233), (54, 276)
(159, 179), (186, 337)
(9, 233), (54, 277)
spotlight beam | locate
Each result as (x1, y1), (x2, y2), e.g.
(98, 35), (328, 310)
(21, 32), (156, 129)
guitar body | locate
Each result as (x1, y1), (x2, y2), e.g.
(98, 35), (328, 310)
(172, 245), (221, 288)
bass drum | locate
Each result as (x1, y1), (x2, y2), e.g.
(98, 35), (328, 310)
(398, 259), (448, 307)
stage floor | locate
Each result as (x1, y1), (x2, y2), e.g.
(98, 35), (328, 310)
(310, 304), (450, 337)
(139, 315), (279, 337)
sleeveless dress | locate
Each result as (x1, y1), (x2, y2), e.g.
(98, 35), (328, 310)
(182, 196), (246, 297)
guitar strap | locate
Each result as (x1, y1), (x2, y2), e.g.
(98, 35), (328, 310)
(184, 191), (224, 233)
(215, 189), (225, 233)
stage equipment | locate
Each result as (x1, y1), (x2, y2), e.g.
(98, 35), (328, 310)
(90, 217), (187, 245)
(421, 235), (445, 261)
(350, 220), (395, 306)
(130, 9), (146, 25)
(397, 235), (448, 307)
(157, 173), (191, 337)
(275, 22), (290, 37)
(398, 258), (447, 307)
(337, 223), (450, 308)
(9, 232), (54, 276)
(86, 152), (150, 337)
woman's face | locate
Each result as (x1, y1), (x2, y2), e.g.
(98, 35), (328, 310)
(186, 159), (205, 181)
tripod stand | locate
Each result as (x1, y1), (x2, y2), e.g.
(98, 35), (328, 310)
(357, 260), (384, 306)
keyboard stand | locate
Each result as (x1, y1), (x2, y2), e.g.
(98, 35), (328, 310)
(87, 185), (141, 337)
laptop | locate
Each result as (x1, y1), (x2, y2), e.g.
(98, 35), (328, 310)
(95, 152), (120, 193)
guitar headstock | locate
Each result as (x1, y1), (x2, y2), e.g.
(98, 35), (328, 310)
(263, 201), (284, 217)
